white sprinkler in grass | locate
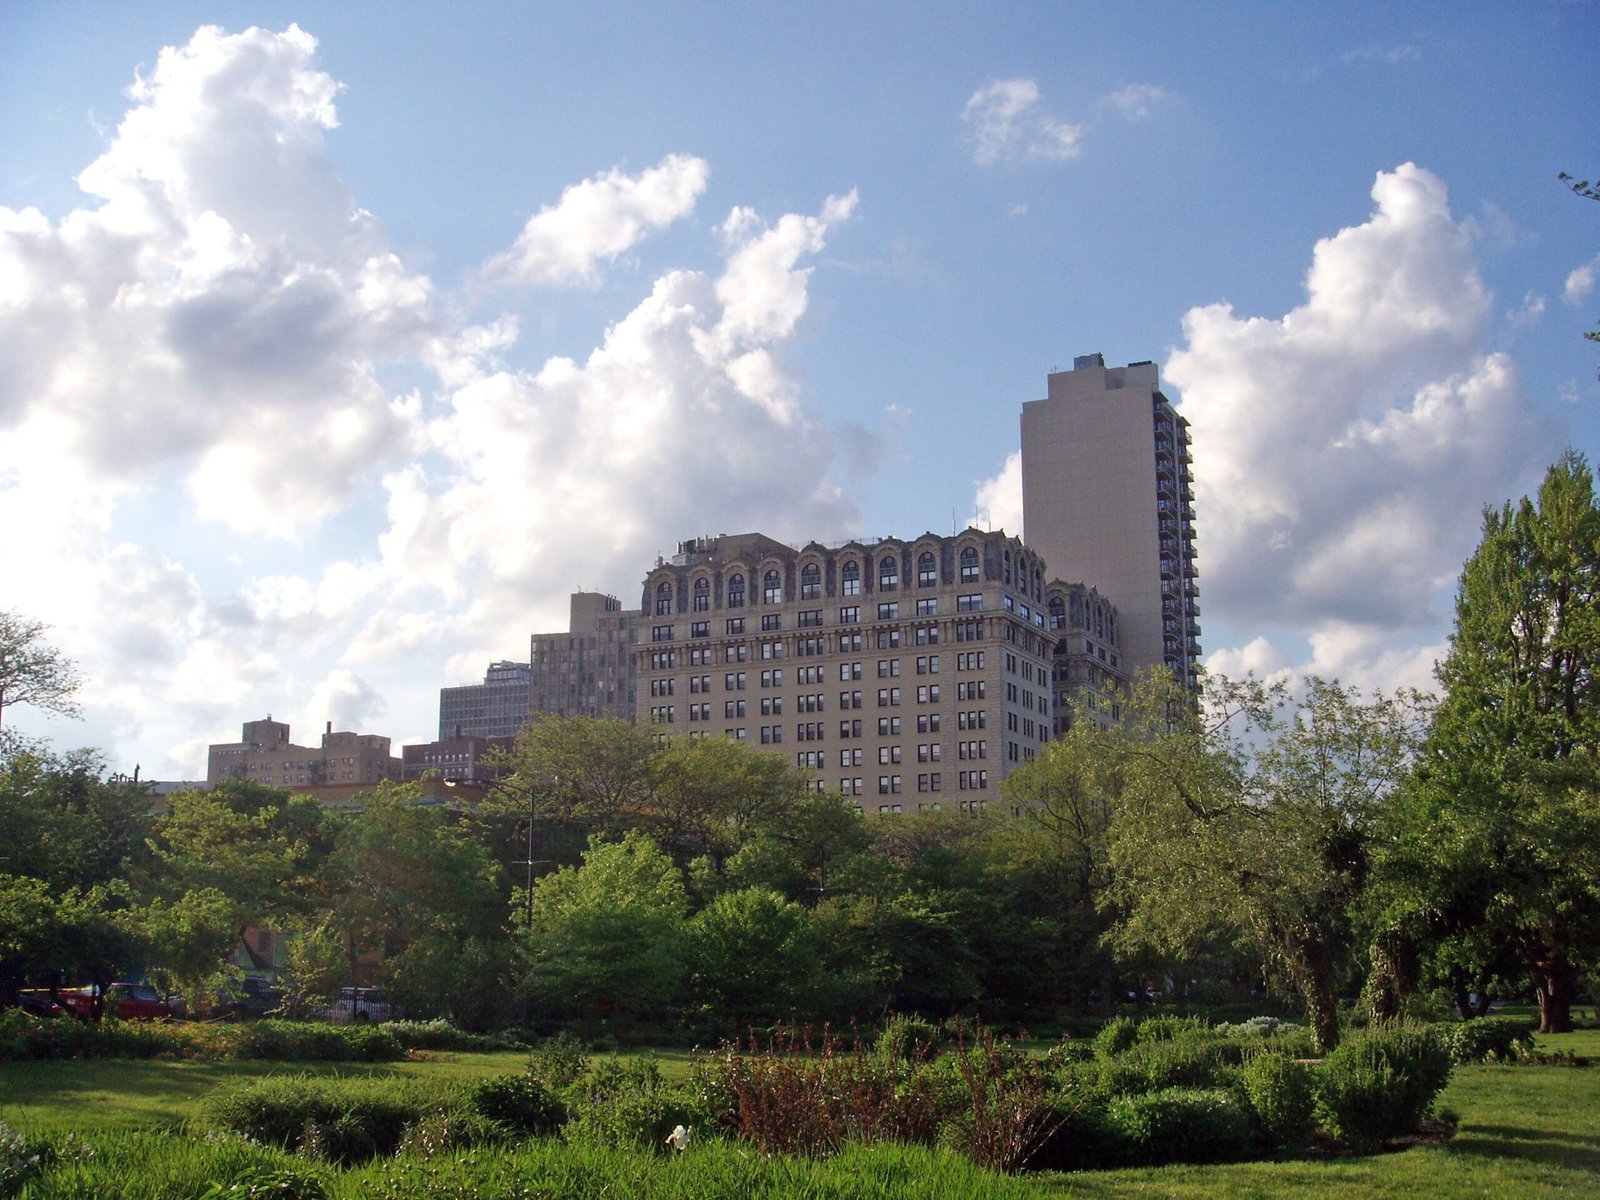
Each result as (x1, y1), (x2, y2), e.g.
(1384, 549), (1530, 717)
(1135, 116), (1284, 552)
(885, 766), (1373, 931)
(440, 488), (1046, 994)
(665, 1124), (691, 1152)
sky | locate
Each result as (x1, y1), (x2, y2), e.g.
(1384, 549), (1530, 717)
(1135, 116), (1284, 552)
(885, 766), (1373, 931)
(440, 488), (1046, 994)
(1, 2), (1595, 778)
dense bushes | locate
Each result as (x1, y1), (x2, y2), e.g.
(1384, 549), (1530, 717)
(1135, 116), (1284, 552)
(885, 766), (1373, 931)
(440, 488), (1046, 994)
(1239, 1051), (1317, 1146)
(1436, 1015), (1538, 1064)
(0, 1012), (406, 1063)
(200, 1076), (444, 1165)
(1106, 1087), (1255, 1165)
(1315, 1023), (1453, 1147)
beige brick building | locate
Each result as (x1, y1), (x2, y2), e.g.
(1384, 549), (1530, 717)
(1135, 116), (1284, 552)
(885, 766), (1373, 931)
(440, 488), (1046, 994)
(634, 529), (1062, 813)
(1021, 354), (1201, 688)
(206, 718), (403, 789)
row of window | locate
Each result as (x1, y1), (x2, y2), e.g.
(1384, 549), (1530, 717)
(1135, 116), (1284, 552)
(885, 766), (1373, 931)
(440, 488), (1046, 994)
(657, 549), (994, 617)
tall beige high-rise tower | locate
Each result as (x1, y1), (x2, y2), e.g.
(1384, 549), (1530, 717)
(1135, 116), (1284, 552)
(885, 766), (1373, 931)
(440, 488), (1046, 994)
(1020, 354), (1200, 687)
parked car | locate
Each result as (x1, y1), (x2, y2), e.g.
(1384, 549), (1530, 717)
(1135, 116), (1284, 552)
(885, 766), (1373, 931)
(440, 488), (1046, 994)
(322, 986), (392, 1024)
(11, 991), (64, 1018)
(58, 982), (183, 1021)
(216, 976), (283, 1018)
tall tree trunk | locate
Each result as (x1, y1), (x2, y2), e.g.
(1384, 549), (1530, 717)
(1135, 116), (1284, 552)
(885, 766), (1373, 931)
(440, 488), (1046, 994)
(1530, 952), (1577, 1034)
(1296, 944), (1341, 1053)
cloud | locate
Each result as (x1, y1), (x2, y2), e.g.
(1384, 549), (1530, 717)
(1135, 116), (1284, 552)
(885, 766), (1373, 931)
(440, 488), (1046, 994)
(0, 24), (863, 777)
(1566, 253), (1599, 304)
(0, 23), (433, 535)
(962, 79), (1083, 165)
(480, 154), (709, 289)
(1164, 163), (1562, 691)
(1108, 84), (1170, 120)
(971, 451), (1022, 538)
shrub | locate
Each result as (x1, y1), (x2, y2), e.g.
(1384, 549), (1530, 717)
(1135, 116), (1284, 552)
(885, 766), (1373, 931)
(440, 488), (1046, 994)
(1437, 1016), (1538, 1064)
(1089, 1031), (1246, 1098)
(1316, 1023), (1452, 1147)
(386, 1018), (514, 1053)
(200, 1075), (449, 1164)
(1027, 1096), (1126, 1172)
(394, 1109), (511, 1158)
(1107, 1087), (1255, 1165)
(1133, 1015), (1208, 1044)
(526, 1031), (591, 1089)
(563, 1054), (698, 1152)
(1239, 1051), (1317, 1147)
(935, 1033), (1066, 1173)
(1093, 1017), (1139, 1060)
(470, 1073), (566, 1136)
(1, 1119), (48, 1196)
(875, 1014), (942, 1063)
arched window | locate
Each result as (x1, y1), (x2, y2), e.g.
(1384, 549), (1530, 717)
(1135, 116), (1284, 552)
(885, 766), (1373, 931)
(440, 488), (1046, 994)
(800, 562), (821, 600)
(1002, 550), (1012, 585)
(879, 554), (899, 591)
(841, 559), (861, 596)
(764, 569), (782, 605)
(727, 573), (745, 608)
(692, 577), (710, 612)
(960, 546), (979, 583)
(917, 551), (936, 587)
(1049, 596), (1066, 628)
(654, 581), (673, 616)
(1034, 567), (1043, 601)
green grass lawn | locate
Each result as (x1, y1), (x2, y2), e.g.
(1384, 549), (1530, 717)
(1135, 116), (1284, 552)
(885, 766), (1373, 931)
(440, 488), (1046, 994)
(2, 1027), (1596, 1196)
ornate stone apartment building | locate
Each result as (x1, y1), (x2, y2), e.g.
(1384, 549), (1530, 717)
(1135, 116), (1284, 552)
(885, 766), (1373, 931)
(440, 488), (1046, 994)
(633, 529), (1067, 814)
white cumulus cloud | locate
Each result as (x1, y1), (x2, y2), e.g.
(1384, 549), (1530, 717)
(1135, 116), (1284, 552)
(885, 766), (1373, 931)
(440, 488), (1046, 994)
(1165, 163), (1563, 691)
(481, 154), (710, 288)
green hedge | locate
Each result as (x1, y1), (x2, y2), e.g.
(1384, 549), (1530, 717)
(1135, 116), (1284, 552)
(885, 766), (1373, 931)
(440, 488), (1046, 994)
(1434, 1016), (1538, 1064)
(0, 1012), (405, 1063)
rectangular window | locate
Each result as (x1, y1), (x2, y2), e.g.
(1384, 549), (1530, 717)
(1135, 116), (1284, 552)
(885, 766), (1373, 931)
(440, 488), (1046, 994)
(690, 621), (709, 638)
(877, 601), (899, 620)
(798, 609), (823, 628)
(957, 594), (982, 612)
(838, 605), (860, 624)
(652, 624), (674, 642)
(729, 643), (748, 662)
(725, 672), (746, 690)
(916, 655), (939, 674)
(877, 659), (901, 677)
(839, 718), (861, 738)
(726, 618), (745, 635)
(876, 687), (900, 707)
(762, 613), (782, 632)
(915, 598), (938, 616)
(877, 715), (902, 736)
(838, 632), (863, 652)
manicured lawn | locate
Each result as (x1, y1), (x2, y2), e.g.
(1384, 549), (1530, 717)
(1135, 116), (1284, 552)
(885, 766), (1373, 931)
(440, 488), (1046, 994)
(2, 1025), (1595, 1196)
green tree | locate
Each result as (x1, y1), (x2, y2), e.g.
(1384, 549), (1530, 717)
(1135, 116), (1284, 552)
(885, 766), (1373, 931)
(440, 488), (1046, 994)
(1105, 672), (1429, 1050)
(520, 828), (688, 1029)
(145, 782), (336, 937)
(0, 611), (83, 730)
(685, 886), (820, 1028)
(1406, 452), (1600, 1032)
(327, 789), (505, 1017)
(121, 886), (239, 1009)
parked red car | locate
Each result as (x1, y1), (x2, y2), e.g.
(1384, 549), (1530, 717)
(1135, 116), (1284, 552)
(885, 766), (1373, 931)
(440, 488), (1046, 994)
(58, 982), (183, 1021)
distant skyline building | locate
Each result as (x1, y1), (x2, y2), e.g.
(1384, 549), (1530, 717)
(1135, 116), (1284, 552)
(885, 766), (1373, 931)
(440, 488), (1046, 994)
(438, 661), (532, 741)
(206, 718), (402, 788)
(437, 592), (640, 741)
(1020, 354), (1201, 687)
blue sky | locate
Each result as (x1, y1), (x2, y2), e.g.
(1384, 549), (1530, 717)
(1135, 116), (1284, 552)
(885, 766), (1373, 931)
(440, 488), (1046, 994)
(1, 2), (1595, 775)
